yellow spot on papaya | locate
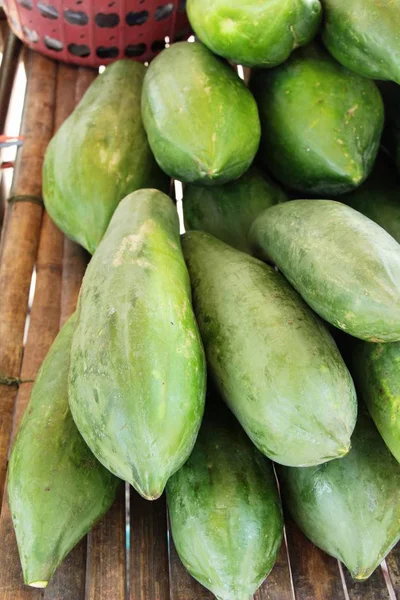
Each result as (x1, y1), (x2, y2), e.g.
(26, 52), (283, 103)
(212, 132), (217, 143)
(113, 220), (156, 267)
(221, 18), (236, 33)
(337, 139), (344, 145)
(347, 104), (359, 117)
(168, 239), (178, 250)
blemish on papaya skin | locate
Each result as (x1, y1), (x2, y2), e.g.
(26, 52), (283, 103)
(347, 104), (359, 118)
(113, 220), (156, 267)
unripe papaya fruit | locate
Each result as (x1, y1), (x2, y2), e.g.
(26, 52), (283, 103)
(167, 402), (283, 600)
(183, 166), (287, 253)
(278, 408), (400, 580)
(251, 45), (384, 195)
(141, 42), (260, 185)
(8, 315), (119, 588)
(43, 60), (168, 255)
(321, 0), (400, 84)
(69, 189), (206, 500)
(182, 231), (357, 467)
(187, 0), (321, 68)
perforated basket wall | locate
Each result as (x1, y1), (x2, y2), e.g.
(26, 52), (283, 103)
(3, 0), (191, 66)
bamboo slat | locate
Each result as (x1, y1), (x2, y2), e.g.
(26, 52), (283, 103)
(343, 567), (391, 600)
(284, 517), (347, 600)
(387, 546), (400, 597)
(86, 484), (126, 600)
(130, 492), (169, 600)
(0, 51), (56, 507)
(0, 29), (22, 136)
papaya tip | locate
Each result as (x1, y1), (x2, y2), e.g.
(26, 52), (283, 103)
(29, 581), (48, 588)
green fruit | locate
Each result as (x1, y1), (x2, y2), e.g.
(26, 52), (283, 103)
(69, 189), (206, 500)
(8, 315), (119, 589)
(167, 402), (283, 600)
(341, 156), (400, 243)
(379, 82), (400, 172)
(187, 0), (321, 68)
(182, 231), (357, 467)
(350, 341), (400, 464)
(183, 166), (287, 253)
(251, 45), (384, 195)
(43, 60), (168, 255)
(321, 0), (400, 84)
(141, 42), (260, 185)
(278, 409), (400, 580)
(250, 200), (400, 342)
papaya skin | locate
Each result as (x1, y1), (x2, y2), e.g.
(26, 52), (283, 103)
(69, 190), (206, 500)
(183, 166), (287, 254)
(321, 0), (400, 84)
(43, 60), (168, 255)
(187, 0), (321, 68)
(251, 45), (384, 195)
(167, 403), (283, 600)
(141, 42), (260, 185)
(7, 315), (120, 588)
(341, 156), (400, 243)
(278, 409), (400, 580)
(350, 341), (400, 464)
(182, 231), (357, 467)
(250, 200), (400, 342)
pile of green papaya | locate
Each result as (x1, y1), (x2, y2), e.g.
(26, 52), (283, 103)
(8, 0), (400, 594)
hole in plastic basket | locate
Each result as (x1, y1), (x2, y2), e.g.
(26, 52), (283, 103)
(76, 0), (83, 4)
(64, 9), (88, 25)
(178, 0), (186, 12)
(96, 45), (119, 58)
(126, 10), (148, 26)
(155, 3), (174, 20)
(23, 26), (39, 41)
(125, 43), (146, 57)
(95, 13), (120, 27)
(151, 39), (165, 52)
(18, 0), (33, 10)
(38, 2), (59, 19)
(108, 1), (115, 6)
(68, 43), (90, 56)
(109, 34), (115, 40)
(44, 35), (63, 50)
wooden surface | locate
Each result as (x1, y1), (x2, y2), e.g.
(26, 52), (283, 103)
(0, 29), (399, 600)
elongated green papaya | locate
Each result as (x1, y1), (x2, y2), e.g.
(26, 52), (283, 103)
(350, 342), (400, 464)
(182, 231), (357, 467)
(187, 0), (321, 68)
(8, 315), (119, 589)
(251, 45), (384, 195)
(321, 0), (400, 84)
(250, 200), (400, 342)
(141, 42), (260, 185)
(167, 401), (283, 600)
(43, 60), (168, 255)
(69, 190), (206, 500)
(183, 166), (287, 253)
(341, 156), (400, 243)
(278, 409), (400, 580)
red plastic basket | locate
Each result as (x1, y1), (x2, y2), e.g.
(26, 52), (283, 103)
(2, 0), (191, 66)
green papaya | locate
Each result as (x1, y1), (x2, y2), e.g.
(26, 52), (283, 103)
(183, 166), (287, 253)
(379, 81), (400, 173)
(341, 156), (400, 243)
(187, 0), (321, 68)
(8, 315), (119, 589)
(167, 401), (283, 600)
(250, 200), (400, 342)
(278, 408), (400, 580)
(350, 341), (400, 464)
(43, 60), (168, 255)
(250, 45), (384, 195)
(69, 189), (206, 500)
(321, 0), (400, 84)
(182, 231), (357, 467)
(141, 42), (260, 186)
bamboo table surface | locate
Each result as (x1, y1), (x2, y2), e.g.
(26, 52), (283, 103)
(0, 32), (399, 600)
